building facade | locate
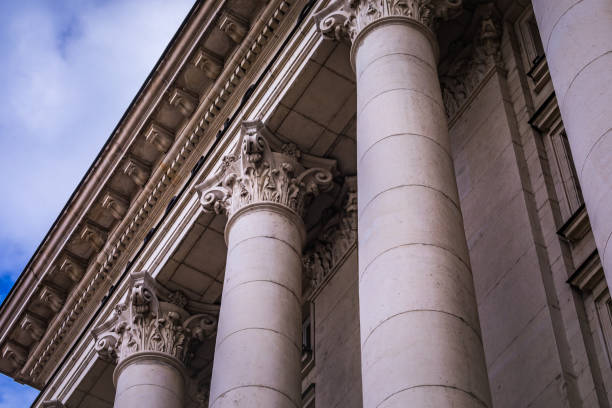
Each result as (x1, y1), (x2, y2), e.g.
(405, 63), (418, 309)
(1, 0), (611, 406)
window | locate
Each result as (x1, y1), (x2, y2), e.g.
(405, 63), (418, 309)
(521, 15), (545, 66)
(515, 7), (551, 95)
(530, 96), (584, 226)
(301, 302), (315, 376)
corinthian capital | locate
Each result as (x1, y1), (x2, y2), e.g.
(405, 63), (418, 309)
(195, 120), (335, 220)
(314, 0), (463, 42)
(92, 271), (218, 365)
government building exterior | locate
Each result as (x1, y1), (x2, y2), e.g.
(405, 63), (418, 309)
(2, 0), (612, 406)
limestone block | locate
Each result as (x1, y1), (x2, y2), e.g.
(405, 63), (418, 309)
(215, 281), (301, 349)
(358, 133), (459, 210)
(360, 311), (490, 408)
(359, 244), (480, 342)
(210, 329), (301, 407)
(358, 186), (470, 271)
(353, 22), (436, 78)
(357, 89), (448, 158)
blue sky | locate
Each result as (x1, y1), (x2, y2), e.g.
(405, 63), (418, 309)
(0, 0), (193, 406)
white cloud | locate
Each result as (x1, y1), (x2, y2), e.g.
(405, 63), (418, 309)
(0, 0), (195, 401)
(0, 376), (38, 408)
(0, 0), (194, 277)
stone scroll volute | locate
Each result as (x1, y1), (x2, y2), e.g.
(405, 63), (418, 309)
(313, 0), (463, 42)
(195, 120), (336, 220)
(91, 271), (218, 366)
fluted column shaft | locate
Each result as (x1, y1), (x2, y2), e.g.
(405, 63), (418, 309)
(209, 203), (304, 407)
(342, 8), (493, 408)
(113, 352), (184, 408)
(532, 0), (612, 284)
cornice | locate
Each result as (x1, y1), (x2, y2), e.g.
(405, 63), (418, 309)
(2, 0), (298, 388)
(33, 2), (321, 401)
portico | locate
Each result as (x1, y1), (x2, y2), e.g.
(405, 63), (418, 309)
(3, 1), (612, 407)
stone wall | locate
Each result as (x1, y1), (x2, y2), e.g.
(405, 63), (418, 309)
(312, 249), (362, 407)
(449, 59), (573, 408)
(447, 12), (611, 406)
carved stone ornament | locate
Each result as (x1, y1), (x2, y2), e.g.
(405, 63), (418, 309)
(303, 177), (357, 290)
(123, 157), (150, 187)
(313, 0), (463, 42)
(193, 48), (223, 80)
(1, 341), (27, 371)
(195, 120), (335, 220)
(19, 313), (46, 342)
(91, 271), (219, 365)
(439, 3), (502, 118)
(58, 252), (86, 283)
(169, 88), (197, 117)
(219, 12), (248, 44)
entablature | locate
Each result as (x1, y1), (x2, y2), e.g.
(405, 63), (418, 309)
(0, 0), (301, 388)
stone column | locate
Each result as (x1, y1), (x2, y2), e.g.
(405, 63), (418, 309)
(532, 0), (612, 283)
(196, 120), (334, 407)
(315, 1), (492, 407)
(92, 271), (218, 408)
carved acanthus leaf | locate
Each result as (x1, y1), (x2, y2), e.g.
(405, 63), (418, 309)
(314, 0), (463, 42)
(91, 271), (219, 365)
(440, 3), (502, 118)
(196, 120), (335, 219)
(303, 178), (357, 290)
